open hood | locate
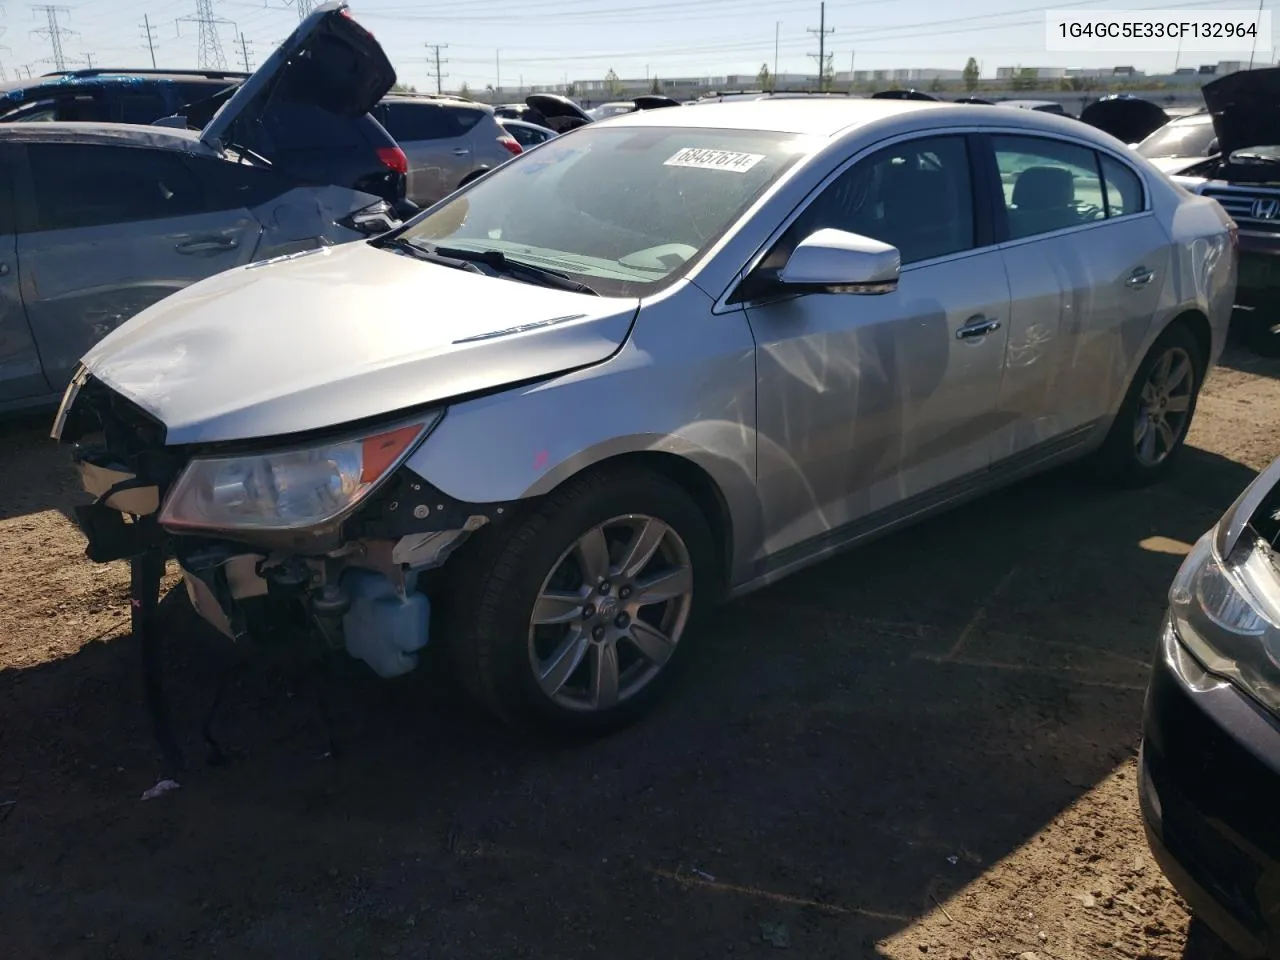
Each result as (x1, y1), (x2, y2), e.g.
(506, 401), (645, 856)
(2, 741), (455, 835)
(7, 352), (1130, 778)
(632, 95), (680, 111)
(525, 94), (592, 127)
(77, 241), (637, 445)
(199, 0), (395, 152)
(1202, 67), (1280, 157)
(1080, 95), (1169, 144)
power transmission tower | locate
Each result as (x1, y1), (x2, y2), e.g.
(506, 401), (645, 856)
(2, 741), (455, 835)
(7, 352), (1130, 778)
(82, 51), (94, 68)
(178, 0), (233, 71)
(141, 14), (158, 69)
(426, 42), (448, 95)
(293, 0), (318, 21)
(32, 5), (76, 73)
(238, 32), (252, 72)
(806, 1), (834, 91)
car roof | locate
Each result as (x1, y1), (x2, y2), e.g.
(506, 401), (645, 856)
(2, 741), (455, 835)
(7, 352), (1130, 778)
(381, 93), (489, 111)
(599, 98), (1137, 154)
(0, 121), (209, 152)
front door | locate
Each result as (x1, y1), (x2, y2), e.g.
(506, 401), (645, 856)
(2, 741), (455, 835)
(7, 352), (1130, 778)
(741, 134), (1012, 560)
(0, 144), (49, 403)
(15, 142), (258, 393)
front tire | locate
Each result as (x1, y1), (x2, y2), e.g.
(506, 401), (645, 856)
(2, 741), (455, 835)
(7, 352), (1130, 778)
(1092, 322), (1205, 487)
(445, 466), (717, 734)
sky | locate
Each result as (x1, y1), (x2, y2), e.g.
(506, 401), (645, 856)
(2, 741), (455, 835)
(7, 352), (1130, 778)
(2, 0), (1276, 91)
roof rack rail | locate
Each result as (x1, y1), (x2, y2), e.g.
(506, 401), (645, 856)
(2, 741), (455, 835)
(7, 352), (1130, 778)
(40, 67), (250, 80)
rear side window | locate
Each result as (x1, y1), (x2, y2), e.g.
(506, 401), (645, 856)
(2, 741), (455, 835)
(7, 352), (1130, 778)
(1100, 154), (1144, 217)
(109, 91), (170, 125)
(259, 103), (363, 149)
(992, 135), (1106, 240)
(26, 143), (208, 231)
(380, 102), (480, 141)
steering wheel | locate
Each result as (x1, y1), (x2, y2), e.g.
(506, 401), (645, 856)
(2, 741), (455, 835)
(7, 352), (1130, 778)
(1073, 201), (1104, 222)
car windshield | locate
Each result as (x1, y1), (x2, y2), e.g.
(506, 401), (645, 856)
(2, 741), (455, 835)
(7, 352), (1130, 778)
(398, 124), (810, 297)
(1136, 115), (1216, 158)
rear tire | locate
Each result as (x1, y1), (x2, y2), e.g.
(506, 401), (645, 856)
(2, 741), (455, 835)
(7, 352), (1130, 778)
(1092, 322), (1205, 487)
(444, 466), (717, 735)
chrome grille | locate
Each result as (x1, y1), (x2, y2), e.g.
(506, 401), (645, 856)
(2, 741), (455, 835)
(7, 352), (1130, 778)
(1201, 185), (1280, 232)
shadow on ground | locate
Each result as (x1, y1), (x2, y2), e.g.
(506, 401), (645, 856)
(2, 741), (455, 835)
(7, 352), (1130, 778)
(0, 411), (84, 523)
(0, 437), (1258, 959)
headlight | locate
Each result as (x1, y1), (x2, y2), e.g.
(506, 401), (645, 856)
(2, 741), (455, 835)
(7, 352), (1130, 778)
(1170, 529), (1280, 712)
(158, 415), (440, 533)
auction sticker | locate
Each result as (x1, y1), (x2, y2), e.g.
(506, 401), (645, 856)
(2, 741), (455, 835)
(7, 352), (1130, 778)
(664, 147), (765, 173)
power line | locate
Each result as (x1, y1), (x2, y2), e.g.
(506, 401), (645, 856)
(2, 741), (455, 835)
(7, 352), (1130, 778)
(178, 0), (234, 71)
(141, 14), (159, 69)
(426, 41), (448, 95)
(806, 1), (834, 91)
(238, 31), (252, 71)
(31, 5), (76, 72)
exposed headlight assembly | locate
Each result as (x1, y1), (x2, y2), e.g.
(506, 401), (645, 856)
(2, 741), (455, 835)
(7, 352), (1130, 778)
(159, 413), (441, 534)
(1171, 527), (1280, 713)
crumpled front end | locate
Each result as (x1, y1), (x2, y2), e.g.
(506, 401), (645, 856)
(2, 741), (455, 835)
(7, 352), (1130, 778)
(53, 369), (512, 680)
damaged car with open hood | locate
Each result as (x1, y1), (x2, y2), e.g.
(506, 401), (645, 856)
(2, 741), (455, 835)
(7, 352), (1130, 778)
(1172, 67), (1280, 355)
(0, 2), (408, 413)
(52, 98), (1236, 762)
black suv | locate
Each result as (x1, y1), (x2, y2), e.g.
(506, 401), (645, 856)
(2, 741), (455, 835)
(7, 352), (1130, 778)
(0, 22), (410, 211)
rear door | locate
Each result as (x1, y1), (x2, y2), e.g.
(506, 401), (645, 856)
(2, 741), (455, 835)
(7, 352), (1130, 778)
(15, 141), (259, 393)
(0, 144), (49, 402)
(988, 132), (1171, 460)
(378, 101), (473, 204)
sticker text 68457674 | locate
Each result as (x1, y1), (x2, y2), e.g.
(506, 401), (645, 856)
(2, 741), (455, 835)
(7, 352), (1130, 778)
(663, 147), (765, 173)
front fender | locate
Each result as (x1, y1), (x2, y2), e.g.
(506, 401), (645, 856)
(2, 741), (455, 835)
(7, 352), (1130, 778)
(402, 304), (764, 584)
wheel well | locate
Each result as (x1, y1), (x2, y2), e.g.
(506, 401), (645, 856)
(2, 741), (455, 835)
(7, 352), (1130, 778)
(1167, 309), (1212, 368)
(583, 451), (734, 590)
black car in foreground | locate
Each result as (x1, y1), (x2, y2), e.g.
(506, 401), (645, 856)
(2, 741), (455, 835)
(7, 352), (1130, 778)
(1140, 454), (1280, 958)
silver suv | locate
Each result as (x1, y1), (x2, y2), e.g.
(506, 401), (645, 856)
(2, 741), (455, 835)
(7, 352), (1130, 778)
(373, 95), (521, 206)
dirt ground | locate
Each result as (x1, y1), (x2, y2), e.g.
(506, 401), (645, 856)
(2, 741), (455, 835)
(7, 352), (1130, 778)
(2, 344), (1279, 960)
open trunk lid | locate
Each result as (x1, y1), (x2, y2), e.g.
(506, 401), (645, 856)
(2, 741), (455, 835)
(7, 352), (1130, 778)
(199, 0), (395, 152)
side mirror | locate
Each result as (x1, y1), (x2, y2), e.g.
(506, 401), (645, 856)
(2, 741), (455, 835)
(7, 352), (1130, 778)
(1207, 137), (1219, 156)
(778, 228), (900, 295)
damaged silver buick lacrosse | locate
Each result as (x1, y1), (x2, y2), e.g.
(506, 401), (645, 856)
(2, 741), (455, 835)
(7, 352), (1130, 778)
(53, 93), (1236, 749)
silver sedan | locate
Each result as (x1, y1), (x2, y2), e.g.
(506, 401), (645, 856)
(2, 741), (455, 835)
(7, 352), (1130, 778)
(57, 98), (1237, 735)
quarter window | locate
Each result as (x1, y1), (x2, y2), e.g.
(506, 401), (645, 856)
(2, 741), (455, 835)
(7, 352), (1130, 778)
(27, 143), (207, 232)
(1100, 154), (1144, 217)
(992, 135), (1107, 239)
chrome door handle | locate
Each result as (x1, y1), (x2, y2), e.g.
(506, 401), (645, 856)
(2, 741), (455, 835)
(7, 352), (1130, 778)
(956, 316), (1002, 340)
(1126, 267), (1155, 287)
(175, 237), (239, 254)
(451, 148), (471, 156)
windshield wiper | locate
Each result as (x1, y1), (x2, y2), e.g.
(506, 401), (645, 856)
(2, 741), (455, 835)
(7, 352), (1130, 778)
(378, 237), (485, 274)
(414, 241), (598, 295)
(1231, 152), (1280, 165)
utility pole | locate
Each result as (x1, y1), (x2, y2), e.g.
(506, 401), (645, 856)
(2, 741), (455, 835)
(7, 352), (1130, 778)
(495, 48), (500, 94)
(178, 0), (233, 72)
(426, 42), (448, 95)
(773, 21), (780, 90)
(141, 14), (158, 68)
(807, 1), (834, 92)
(32, 6), (75, 73)
(238, 32), (252, 72)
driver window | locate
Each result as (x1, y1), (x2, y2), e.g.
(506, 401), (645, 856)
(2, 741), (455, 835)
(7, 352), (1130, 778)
(759, 134), (976, 272)
(991, 135), (1105, 240)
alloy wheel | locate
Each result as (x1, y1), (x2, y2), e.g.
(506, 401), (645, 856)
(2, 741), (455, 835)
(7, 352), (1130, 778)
(1134, 345), (1195, 467)
(527, 514), (694, 713)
